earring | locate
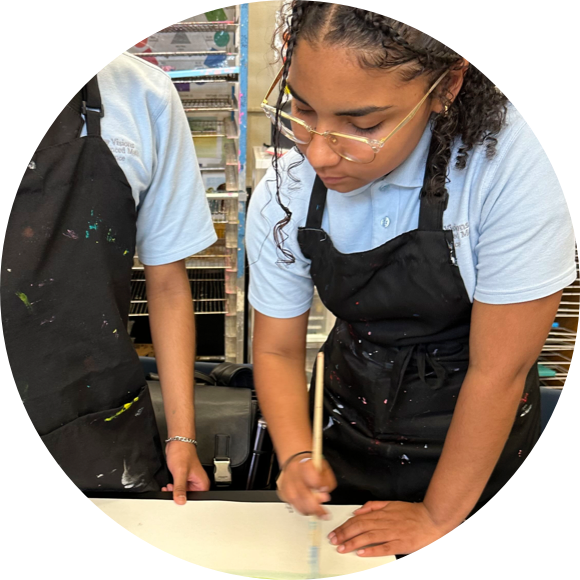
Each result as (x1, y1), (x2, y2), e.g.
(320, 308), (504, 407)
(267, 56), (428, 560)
(443, 104), (449, 117)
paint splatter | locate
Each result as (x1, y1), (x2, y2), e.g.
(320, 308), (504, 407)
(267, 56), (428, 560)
(424, 444), (428, 448)
(323, 416), (334, 431)
(96, 474), (104, 478)
(361, 397), (367, 405)
(520, 404), (532, 418)
(63, 230), (78, 240)
(383, 399), (388, 404)
(135, 407), (144, 417)
(400, 454), (411, 465)
(40, 316), (56, 325)
(121, 460), (146, 489)
(518, 449), (523, 458)
(332, 408), (342, 415)
(6, 269), (11, 272)
(106, 228), (116, 243)
(15, 291), (33, 313)
(123, 250), (130, 256)
(521, 393), (529, 404)
(22, 226), (34, 238)
(104, 396), (139, 422)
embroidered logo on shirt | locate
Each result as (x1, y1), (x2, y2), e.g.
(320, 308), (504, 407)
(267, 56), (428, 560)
(444, 222), (470, 248)
(103, 137), (139, 163)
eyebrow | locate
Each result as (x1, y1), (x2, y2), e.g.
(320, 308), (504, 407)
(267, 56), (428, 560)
(286, 82), (394, 118)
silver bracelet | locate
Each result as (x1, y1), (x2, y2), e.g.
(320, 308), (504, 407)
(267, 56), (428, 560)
(165, 436), (198, 447)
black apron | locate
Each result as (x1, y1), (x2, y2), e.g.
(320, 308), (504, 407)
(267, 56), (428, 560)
(1, 76), (166, 492)
(298, 142), (541, 512)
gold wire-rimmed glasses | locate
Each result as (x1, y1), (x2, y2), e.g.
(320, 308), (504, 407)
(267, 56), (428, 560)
(261, 67), (449, 164)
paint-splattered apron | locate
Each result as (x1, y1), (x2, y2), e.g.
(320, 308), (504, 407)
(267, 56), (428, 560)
(298, 141), (541, 513)
(1, 76), (166, 492)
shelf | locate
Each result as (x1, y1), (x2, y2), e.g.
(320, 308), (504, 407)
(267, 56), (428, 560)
(181, 96), (238, 112)
(158, 22), (237, 33)
(134, 51), (230, 57)
(169, 67), (239, 79)
(129, 301), (226, 316)
(190, 119), (225, 137)
(173, 75), (238, 85)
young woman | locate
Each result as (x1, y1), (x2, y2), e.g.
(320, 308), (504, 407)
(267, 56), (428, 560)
(246, 2), (576, 556)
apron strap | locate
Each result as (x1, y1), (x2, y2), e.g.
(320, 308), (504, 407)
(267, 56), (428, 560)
(418, 136), (449, 231)
(304, 175), (329, 230)
(81, 75), (104, 137)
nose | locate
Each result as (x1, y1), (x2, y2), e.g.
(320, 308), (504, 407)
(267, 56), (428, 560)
(304, 132), (342, 171)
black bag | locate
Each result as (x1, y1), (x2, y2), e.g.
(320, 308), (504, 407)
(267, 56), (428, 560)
(147, 363), (258, 489)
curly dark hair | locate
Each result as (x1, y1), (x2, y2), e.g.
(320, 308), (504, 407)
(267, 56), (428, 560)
(270, 1), (508, 264)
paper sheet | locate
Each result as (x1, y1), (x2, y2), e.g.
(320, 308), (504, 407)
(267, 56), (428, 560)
(92, 499), (395, 578)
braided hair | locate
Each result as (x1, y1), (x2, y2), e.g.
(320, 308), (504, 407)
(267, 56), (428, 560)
(270, 1), (508, 263)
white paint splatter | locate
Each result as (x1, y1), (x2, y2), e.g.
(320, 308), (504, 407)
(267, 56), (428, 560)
(135, 407), (144, 417)
(121, 460), (146, 489)
(96, 474), (104, 478)
(323, 417), (334, 431)
(520, 404), (533, 417)
(332, 408), (342, 415)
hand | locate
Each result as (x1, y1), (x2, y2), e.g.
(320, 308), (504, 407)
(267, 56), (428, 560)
(161, 441), (210, 505)
(329, 501), (455, 557)
(277, 454), (337, 518)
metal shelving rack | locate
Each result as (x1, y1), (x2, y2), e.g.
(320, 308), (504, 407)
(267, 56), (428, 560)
(129, 5), (248, 363)
(539, 249), (579, 388)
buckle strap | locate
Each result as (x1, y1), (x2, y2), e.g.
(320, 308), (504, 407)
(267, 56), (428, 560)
(213, 433), (232, 487)
(81, 75), (103, 137)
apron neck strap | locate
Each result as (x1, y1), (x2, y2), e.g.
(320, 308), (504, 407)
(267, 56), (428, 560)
(418, 136), (449, 231)
(304, 175), (328, 229)
(81, 75), (104, 137)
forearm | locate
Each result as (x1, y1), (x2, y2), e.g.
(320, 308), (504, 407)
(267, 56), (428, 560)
(146, 262), (196, 439)
(254, 351), (313, 466)
(423, 367), (527, 530)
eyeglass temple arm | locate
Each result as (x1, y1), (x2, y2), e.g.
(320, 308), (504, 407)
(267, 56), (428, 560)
(262, 66), (286, 105)
(379, 70), (450, 144)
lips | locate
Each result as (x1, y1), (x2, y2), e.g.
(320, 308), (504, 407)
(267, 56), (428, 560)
(319, 175), (347, 184)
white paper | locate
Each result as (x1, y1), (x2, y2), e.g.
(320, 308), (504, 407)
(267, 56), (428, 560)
(92, 499), (395, 578)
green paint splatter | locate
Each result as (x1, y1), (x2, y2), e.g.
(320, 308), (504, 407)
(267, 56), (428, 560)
(104, 396), (139, 422)
(88, 222), (99, 231)
(123, 250), (129, 256)
(15, 291), (33, 313)
(106, 229), (116, 243)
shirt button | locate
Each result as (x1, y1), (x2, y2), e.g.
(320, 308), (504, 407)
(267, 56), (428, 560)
(379, 183), (389, 192)
(28, 161), (36, 170)
(381, 216), (391, 228)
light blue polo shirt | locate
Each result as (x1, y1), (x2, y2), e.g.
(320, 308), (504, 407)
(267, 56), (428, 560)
(81, 53), (217, 266)
(247, 104), (576, 318)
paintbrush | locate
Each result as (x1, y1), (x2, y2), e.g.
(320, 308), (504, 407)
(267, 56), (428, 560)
(309, 351), (325, 579)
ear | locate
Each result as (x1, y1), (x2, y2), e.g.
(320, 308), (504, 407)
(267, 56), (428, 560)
(431, 59), (469, 114)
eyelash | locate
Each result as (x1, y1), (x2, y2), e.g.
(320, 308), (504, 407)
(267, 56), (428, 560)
(293, 107), (383, 136)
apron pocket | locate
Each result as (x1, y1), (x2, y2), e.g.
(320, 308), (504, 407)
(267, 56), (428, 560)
(41, 383), (163, 492)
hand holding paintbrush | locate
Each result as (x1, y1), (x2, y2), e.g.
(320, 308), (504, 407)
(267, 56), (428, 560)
(308, 351), (326, 578)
